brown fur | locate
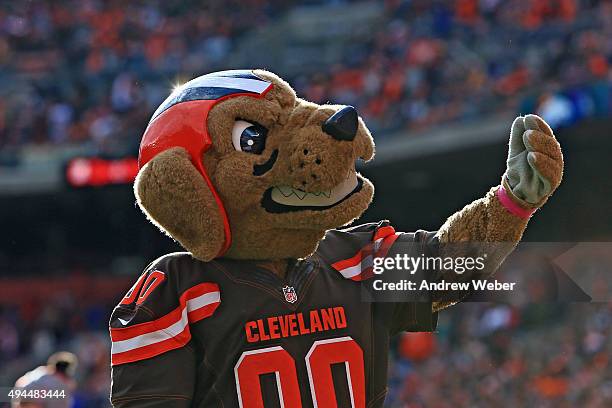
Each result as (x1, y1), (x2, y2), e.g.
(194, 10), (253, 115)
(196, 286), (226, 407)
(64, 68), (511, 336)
(134, 70), (563, 312)
(432, 117), (563, 311)
(135, 147), (225, 261)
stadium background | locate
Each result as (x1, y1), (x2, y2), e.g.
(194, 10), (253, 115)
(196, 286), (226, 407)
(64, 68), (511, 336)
(0, 0), (610, 406)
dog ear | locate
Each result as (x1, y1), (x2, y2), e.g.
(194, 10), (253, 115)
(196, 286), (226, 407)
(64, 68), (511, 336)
(134, 147), (225, 261)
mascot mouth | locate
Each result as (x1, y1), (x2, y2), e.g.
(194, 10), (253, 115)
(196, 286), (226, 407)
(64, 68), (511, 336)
(261, 173), (363, 213)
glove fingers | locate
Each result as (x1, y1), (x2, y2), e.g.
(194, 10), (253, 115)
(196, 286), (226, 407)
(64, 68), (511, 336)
(527, 152), (563, 189)
(534, 116), (554, 137)
(523, 114), (541, 131)
(508, 116), (526, 158)
(523, 130), (562, 160)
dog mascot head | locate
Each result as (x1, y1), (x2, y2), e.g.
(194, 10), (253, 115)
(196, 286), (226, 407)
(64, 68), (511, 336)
(136, 70), (375, 261)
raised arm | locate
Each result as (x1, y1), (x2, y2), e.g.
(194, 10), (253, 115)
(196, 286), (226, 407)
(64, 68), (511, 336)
(432, 114), (563, 311)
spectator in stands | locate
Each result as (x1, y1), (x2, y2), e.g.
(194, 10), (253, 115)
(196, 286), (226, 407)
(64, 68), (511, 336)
(13, 351), (78, 408)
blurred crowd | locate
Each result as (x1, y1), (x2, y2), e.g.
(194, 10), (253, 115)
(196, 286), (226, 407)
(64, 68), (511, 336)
(0, 0), (293, 153)
(387, 302), (611, 407)
(300, 0), (611, 134)
(0, 0), (610, 154)
(0, 292), (115, 408)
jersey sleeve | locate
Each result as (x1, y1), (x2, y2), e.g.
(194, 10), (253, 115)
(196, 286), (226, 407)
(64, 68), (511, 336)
(384, 230), (440, 335)
(316, 220), (400, 281)
(109, 254), (221, 407)
(316, 221), (439, 335)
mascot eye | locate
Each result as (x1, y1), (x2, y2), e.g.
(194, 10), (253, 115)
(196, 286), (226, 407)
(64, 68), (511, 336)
(232, 120), (268, 154)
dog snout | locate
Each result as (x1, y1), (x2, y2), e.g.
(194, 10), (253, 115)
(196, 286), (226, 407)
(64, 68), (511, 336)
(288, 144), (327, 190)
(283, 134), (353, 191)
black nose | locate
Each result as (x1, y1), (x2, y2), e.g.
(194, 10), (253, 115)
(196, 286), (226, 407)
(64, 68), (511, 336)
(322, 106), (358, 141)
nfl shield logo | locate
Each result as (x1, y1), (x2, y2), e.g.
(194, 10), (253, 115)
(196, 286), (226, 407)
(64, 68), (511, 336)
(282, 286), (298, 303)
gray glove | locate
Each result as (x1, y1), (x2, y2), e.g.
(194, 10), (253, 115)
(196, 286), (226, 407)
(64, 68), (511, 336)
(505, 114), (562, 205)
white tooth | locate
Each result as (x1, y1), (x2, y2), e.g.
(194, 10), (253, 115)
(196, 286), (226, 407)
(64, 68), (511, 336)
(278, 186), (293, 197)
(293, 189), (307, 199)
(270, 173), (358, 207)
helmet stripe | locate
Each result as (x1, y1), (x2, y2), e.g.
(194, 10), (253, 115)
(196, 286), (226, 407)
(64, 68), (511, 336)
(183, 76), (271, 94)
(150, 70), (271, 121)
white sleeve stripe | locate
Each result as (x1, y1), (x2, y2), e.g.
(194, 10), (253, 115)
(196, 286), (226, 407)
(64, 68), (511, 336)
(111, 290), (220, 355)
(336, 234), (397, 279)
(339, 263), (362, 279)
(186, 291), (220, 312)
(111, 308), (189, 354)
(338, 255), (373, 279)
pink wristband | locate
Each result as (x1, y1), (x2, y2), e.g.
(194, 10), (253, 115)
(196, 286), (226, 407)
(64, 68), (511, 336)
(496, 185), (536, 219)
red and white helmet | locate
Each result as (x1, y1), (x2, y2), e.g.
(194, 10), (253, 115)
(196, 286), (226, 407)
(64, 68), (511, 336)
(138, 70), (273, 256)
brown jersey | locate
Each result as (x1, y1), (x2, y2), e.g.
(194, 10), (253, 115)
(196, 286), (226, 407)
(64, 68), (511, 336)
(109, 221), (438, 407)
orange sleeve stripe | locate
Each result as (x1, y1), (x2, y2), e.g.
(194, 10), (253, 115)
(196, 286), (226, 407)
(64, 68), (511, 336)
(110, 282), (220, 341)
(188, 301), (220, 324)
(377, 232), (401, 259)
(332, 226), (400, 281)
(111, 323), (191, 366)
(373, 225), (396, 242)
(332, 248), (364, 271)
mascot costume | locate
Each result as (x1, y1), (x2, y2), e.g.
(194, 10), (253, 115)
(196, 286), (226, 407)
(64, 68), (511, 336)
(109, 70), (563, 407)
